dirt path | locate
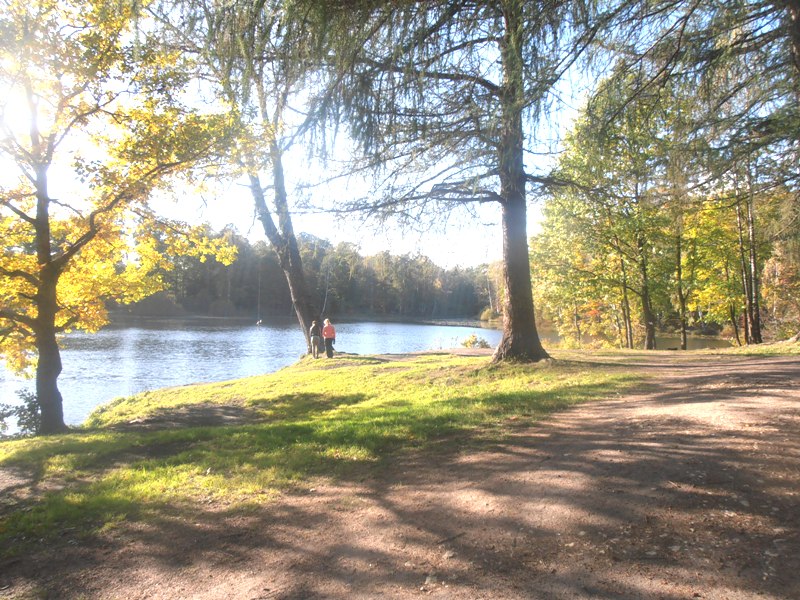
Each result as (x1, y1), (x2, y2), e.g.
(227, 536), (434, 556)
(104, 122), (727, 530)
(2, 353), (799, 599)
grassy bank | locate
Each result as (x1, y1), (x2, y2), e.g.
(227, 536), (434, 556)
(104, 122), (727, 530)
(1, 351), (642, 555)
(719, 338), (800, 355)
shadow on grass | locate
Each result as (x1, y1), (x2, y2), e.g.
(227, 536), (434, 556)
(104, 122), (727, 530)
(2, 356), (799, 598)
(247, 392), (370, 421)
(0, 376), (624, 551)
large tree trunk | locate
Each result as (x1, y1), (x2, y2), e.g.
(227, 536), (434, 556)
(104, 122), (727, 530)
(745, 182), (763, 343)
(32, 131), (67, 433)
(736, 186), (763, 345)
(492, 1), (548, 363)
(785, 1), (800, 347)
(35, 269), (68, 434)
(637, 234), (657, 350)
(36, 333), (66, 434)
(729, 303), (743, 346)
(618, 251), (634, 349)
(676, 235), (688, 351)
(493, 195), (549, 362)
(723, 261), (743, 346)
(735, 199), (753, 344)
(783, 0), (800, 75)
(249, 143), (317, 352)
(641, 286), (657, 350)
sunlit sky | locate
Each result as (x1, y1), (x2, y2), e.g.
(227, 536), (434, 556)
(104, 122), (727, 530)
(151, 136), (553, 269)
(2, 62), (582, 272)
(126, 65), (582, 270)
(1, 96), (552, 272)
(3, 130), (545, 270)
(159, 175), (530, 270)
(150, 72), (586, 269)
(195, 196), (510, 269)
(156, 92), (582, 270)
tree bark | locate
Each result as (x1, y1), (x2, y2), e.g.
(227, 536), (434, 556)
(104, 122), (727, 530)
(745, 177), (763, 343)
(735, 198), (753, 344)
(617, 251), (634, 349)
(676, 235), (688, 350)
(782, 0), (800, 76)
(637, 233), (657, 350)
(729, 304), (742, 346)
(492, 0), (548, 363)
(641, 285), (657, 350)
(493, 195), (549, 362)
(722, 261), (743, 346)
(30, 104), (68, 433)
(34, 265), (68, 434)
(250, 143), (317, 352)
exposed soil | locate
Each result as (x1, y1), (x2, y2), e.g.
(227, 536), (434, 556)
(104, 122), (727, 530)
(1, 352), (799, 599)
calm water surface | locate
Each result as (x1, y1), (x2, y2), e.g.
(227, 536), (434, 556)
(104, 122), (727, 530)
(0, 318), (732, 429)
(0, 318), (503, 426)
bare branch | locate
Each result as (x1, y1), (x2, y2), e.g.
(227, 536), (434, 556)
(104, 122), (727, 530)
(0, 194), (37, 224)
(0, 308), (36, 331)
(0, 266), (40, 287)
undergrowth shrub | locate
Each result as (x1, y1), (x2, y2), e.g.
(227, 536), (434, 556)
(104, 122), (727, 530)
(0, 390), (41, 437)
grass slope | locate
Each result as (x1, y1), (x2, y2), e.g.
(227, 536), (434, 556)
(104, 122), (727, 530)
(1, 351), (641, 555)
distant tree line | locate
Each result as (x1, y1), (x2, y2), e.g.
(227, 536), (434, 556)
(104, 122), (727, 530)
(129, 230), (499, 321)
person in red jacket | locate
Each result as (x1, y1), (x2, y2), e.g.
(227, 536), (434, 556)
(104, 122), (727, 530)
(322, 318), (336, 358)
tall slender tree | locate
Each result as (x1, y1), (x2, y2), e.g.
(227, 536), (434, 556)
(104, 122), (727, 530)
(154, 0), (328, 351)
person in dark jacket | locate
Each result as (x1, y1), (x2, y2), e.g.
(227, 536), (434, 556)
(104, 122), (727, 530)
(309, 320), (322, 358)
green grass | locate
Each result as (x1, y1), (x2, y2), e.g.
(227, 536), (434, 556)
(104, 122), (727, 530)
(714, 339), (800, 356)
(0, 351), (640, 555)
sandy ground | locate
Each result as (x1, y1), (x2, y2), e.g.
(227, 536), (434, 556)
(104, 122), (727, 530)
(1, 352), (799, 599)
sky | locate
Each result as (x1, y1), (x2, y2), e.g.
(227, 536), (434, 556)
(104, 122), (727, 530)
(0, 86), (509, 269)
(0, 23), (587, 274)
(2, 62), (575, 274)
(151, 137), (555, 270)
(147, 66), (576, 271)
(1, 111), (543, 270)
(166, 179), (517, 270)
(149, 98), (571, 270)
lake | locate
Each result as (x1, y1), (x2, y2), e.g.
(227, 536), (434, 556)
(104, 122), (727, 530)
(0, 317), (733, 430)
(0, 317), (504, 427)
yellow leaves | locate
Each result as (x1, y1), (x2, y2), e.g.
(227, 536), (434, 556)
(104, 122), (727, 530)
(0, 329), (36, 375)
(1, 196), (237, 374)
(55, 209), (238, 330)
(116, 109), (229, 167)
(0, 0), (242, 379)
(0, 219), (38, 316)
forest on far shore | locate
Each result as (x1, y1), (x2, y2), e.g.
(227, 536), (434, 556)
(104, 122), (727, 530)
(123, 208), (799, 349)
(122, 230), (499, 322)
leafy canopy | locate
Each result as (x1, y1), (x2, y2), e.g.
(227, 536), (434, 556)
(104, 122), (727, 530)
(0, 0), (237, 374)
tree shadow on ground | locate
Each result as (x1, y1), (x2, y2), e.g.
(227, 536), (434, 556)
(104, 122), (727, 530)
(2, 356), (799, 599)
(109, 403), (266, 431)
